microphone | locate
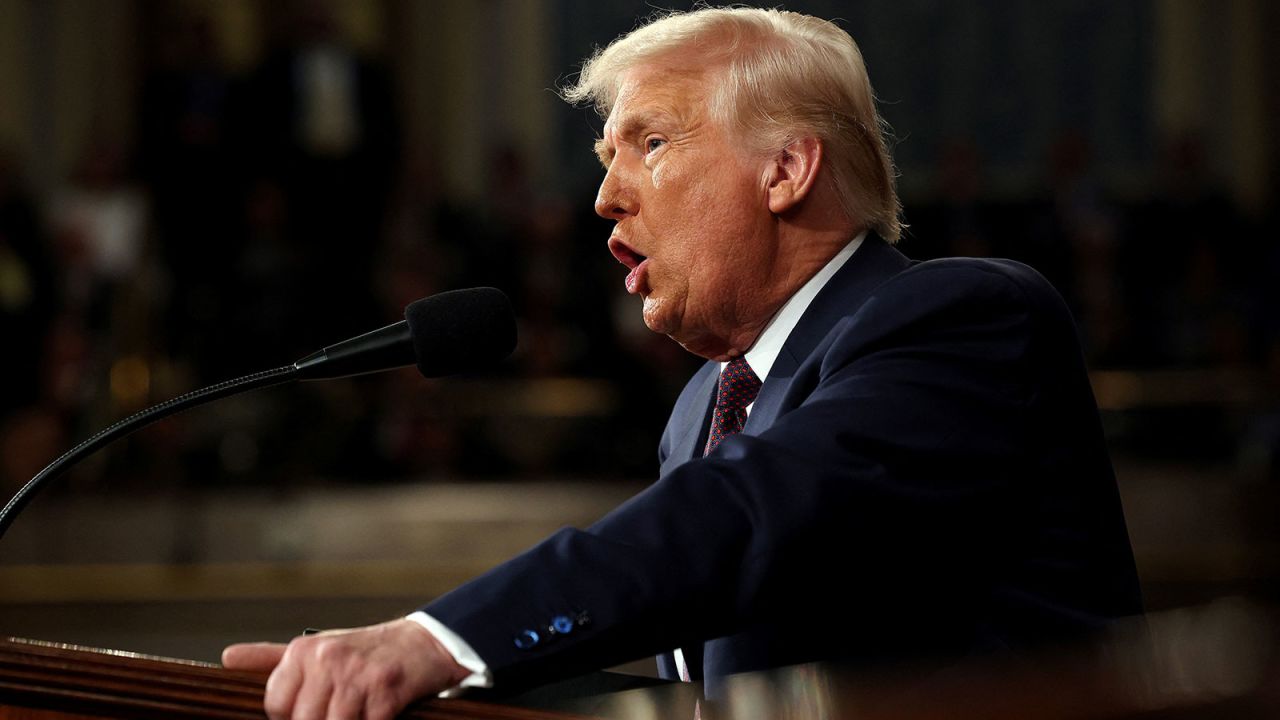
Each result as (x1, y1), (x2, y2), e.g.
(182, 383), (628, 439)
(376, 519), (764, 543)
(293, 287), (516, 380)
(0, 288), (517, 541)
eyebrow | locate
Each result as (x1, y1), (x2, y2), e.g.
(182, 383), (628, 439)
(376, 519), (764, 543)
(592, 108), (674, 169)
(594, 138), (612, 169)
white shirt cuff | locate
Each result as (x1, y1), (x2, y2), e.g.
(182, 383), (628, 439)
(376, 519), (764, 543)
(405, 611), (493, 697)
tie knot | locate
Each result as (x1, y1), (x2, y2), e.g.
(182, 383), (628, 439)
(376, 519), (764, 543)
(716, 357), (762, 411)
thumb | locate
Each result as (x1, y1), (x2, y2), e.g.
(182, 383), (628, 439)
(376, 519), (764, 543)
(221, 642), (288, 672)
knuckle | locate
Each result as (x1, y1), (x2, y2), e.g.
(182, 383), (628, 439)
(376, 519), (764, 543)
(368, 662), (404, 689)
(281, 636), (309, 661)
(312, 638), (348, 665)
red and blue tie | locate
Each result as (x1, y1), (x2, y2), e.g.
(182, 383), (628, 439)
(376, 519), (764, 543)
(703, 357), (762, 456)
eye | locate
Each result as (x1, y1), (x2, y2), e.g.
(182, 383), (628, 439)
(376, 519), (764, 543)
(645, 137), (667, 154)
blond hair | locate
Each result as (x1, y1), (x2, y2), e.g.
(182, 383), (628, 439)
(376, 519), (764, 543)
(563, 6), (901, 242)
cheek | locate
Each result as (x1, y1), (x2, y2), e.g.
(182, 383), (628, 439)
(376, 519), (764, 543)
(650, 161), (756, 267)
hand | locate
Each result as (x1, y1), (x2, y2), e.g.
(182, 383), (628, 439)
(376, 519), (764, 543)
(222, 618), (472, 720)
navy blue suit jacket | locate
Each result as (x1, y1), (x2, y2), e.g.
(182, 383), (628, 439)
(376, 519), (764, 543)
(425, 236), (1143, 696)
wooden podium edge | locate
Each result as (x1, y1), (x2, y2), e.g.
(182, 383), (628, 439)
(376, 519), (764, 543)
(0, 637), (596, 720)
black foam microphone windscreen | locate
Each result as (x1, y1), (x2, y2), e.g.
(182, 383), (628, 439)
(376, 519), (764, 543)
(405, 287), (516, 377)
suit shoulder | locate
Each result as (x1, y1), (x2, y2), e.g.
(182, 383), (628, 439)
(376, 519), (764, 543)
(818, 256), (1075, 366)
(905, 256), (1059, 296)
(871, 256), (1069, 318)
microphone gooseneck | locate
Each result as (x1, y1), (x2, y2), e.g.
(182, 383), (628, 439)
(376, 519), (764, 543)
(0, 287), (517, 543)
(0, 365), (299, 540)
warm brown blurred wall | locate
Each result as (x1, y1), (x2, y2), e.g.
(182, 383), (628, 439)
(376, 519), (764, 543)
(1155, 0), (1273, 215)
(389, 0), (558, 202)
(0, 1), (30, 157)
(0, 0), (141, 190)
(0, 0), (562, 205)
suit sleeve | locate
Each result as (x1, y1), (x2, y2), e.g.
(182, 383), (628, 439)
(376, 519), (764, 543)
(423, 261), (1114, 689)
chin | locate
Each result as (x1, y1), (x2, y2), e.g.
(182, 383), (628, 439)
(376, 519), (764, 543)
(677, 337), (732, 361)
(667, 325), (731, 361)
(641, 297), (672, 334)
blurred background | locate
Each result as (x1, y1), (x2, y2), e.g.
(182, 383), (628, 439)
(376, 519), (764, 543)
(0, 0), (1277, 669)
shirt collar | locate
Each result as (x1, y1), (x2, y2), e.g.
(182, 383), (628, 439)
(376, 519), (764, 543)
(725, 230), (867, 382)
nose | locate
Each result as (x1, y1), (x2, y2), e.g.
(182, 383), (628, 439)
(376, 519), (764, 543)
(594, 163), (635, 221)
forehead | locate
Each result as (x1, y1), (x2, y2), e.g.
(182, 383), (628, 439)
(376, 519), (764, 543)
(604, 62), (712, 134)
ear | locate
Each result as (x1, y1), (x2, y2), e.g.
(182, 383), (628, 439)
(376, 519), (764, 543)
(764, 136), (823, 214)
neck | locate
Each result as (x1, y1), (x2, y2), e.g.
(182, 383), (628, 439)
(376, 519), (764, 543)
(685, 220), (862, 362)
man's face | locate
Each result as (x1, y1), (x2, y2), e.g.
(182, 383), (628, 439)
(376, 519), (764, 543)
(595, 62), (779, 360)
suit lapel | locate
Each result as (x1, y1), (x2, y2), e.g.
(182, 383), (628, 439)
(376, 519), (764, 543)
(659, 362), (719, 477)
(744, 234), (910, 433)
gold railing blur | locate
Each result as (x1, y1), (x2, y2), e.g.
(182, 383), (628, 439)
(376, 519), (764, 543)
(1090, 367), (1273, 411)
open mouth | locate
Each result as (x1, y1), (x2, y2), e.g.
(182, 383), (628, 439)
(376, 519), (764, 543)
(608, 237), (646, 269)
(608, 238), (650, 295)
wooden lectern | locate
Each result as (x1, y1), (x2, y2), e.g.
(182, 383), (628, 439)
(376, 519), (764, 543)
(0, 637), (594, 720)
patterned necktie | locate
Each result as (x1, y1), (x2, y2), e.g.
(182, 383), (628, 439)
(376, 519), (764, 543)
(684, 357), (761, 717)
(703, 357), (762, 456)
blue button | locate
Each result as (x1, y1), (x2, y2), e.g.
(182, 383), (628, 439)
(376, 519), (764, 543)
(551, 615), (574, 634)
(514, 629), (540, 650)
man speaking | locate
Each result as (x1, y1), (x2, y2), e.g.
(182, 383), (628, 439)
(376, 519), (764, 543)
(224, 7), (1142, 718)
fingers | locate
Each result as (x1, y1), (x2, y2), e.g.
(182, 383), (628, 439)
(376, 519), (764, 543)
(327, 681), (366, 720)
(222, 642), (288, 672)
(228, 620), (464, 720)
(283, 661), (331, 720)
(263, 648), (305, 720)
